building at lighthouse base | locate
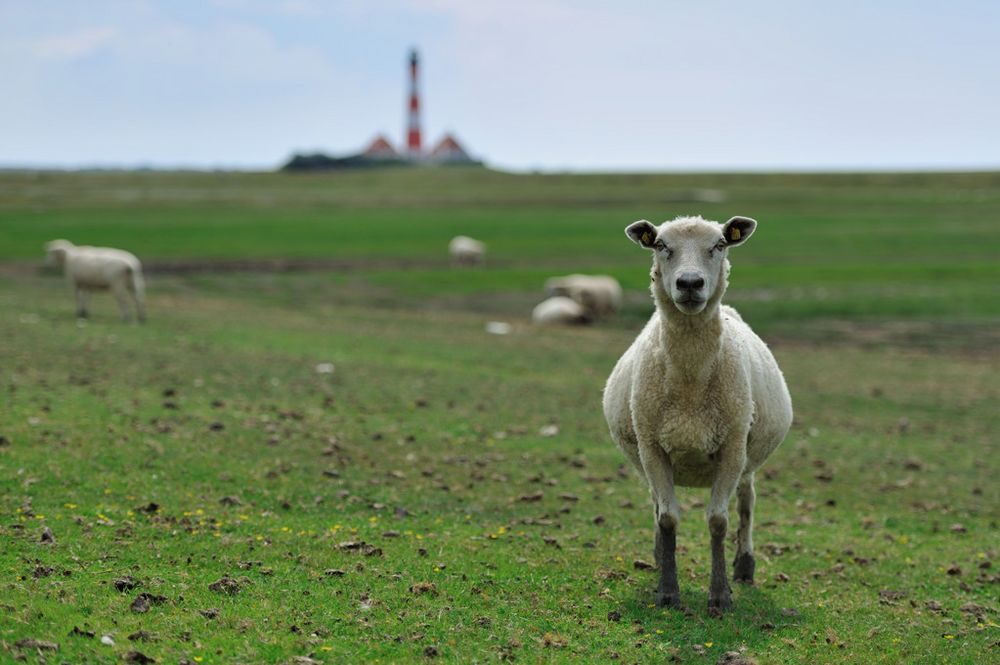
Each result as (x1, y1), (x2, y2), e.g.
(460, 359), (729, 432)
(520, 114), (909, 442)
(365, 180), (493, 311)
(282, 133), (480, 171)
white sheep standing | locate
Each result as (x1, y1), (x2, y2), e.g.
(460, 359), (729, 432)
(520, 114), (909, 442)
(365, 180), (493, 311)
(45, 239), (147, 323)
(448, 235), (485, 267)
(545, 274), (623, 319)
(531, 296), (590, 325)
(602, 215), (792, 613)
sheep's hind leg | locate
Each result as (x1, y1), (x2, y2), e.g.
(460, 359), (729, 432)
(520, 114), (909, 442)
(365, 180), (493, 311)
(733, 473), (756, 584)
(639, 442), (681, 609)
(75, 288), (89, 319)
(111, 282), (132, 323)
(130, 274), (147, 323)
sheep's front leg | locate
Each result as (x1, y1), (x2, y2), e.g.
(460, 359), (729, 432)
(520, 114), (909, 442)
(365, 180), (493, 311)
(733, 473), (756, 584)
(75, 287), (89, 319)
(706, 441), (747, 613)
(638, 441), (681, 609)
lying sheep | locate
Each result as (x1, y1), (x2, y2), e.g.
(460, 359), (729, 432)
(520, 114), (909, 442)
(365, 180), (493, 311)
(602, 215), (792, 613)
(45, 239), (147, 323)
(531, 296), (590, 325)
(449, 235), (485, 267)
(544, 274), (622, 319)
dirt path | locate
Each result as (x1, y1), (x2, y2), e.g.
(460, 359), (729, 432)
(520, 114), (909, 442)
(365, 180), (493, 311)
(0, 256), (455, 276)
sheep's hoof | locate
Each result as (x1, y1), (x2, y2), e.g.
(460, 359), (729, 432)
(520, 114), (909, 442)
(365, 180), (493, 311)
(733, 552), (756, 584)
(655, 591), (681, 609)
(708, 588), (733, 614)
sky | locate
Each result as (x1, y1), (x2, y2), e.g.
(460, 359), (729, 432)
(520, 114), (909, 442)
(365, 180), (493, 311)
(2, 0), (998, 171)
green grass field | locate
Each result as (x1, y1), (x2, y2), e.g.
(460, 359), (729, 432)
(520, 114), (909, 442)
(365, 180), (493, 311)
(1, 168), (998, 663)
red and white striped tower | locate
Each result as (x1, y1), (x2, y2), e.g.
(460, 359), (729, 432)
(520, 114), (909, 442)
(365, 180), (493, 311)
(405, 49), (422, 160)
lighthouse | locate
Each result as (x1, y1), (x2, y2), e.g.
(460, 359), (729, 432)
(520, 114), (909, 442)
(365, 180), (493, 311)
(282, 48), (482, 171)
(405, 49), (422, 160)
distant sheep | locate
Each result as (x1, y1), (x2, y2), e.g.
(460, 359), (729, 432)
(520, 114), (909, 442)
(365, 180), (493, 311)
(45, 240), (146, 323)
(449, 236), (485, 267)
(602, 215), (792, 613)
(531, 296), (589, 325)
(545, 274), (622, 319)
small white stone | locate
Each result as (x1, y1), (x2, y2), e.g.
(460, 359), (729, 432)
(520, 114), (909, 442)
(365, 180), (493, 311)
(315, 362), (335, 374)
(100, 635), (115, 646)
(485, 321), (511, 335)
(538, 424), (559, 437)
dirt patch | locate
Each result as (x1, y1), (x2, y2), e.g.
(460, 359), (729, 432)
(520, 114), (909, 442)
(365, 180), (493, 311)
(208, 575), (247, 595)
(0, 256), (449, 277)
(145, 256), (448, 275)
(114, 575), (142, 592)
(770, 319), (1000, 354)
(130, 592), (167, 613)
(14, 638), (58, 651)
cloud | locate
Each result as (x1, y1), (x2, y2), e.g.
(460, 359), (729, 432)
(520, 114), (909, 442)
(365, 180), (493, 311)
(0, 3), (380, 166)
(11, 26), (118, 61)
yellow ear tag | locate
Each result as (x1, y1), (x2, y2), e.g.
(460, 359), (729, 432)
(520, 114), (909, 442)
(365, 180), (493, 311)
(730, 227), (741, 241)
(641, 231), (651, 245)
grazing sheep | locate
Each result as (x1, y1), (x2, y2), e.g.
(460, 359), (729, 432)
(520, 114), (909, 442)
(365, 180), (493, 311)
(45, 239), (146, 323)
(545, 274), (623, 319)
(602, 215), (792, 613)
(449, 235), (485, 267)
(531, 296), (590, 325)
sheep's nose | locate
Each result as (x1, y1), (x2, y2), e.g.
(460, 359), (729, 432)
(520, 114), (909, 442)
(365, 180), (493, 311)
(676, 273), (704, 291)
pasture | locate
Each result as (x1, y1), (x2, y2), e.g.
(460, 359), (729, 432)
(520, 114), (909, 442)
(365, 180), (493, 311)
(1, 168), (997, 663)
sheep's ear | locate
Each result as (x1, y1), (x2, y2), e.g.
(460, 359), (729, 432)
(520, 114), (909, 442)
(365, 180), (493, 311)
(625, 220), (658, 248)
(722, 216), (757, 246)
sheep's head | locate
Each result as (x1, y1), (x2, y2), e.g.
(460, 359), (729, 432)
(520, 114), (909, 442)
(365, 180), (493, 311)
(44, 239), (74, 267)
(625, 215), (756, 315)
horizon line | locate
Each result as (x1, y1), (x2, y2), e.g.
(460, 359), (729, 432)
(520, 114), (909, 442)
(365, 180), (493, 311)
(2, 162), (1000, 176)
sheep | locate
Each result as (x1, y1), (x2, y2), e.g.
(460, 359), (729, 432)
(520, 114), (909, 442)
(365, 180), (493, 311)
(602, 215), (792, 613)
(531, 296), (590, 325)
(448, 235), (485, 267)
(44, 239), (147, 323)
(544, 274), (623, 319)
